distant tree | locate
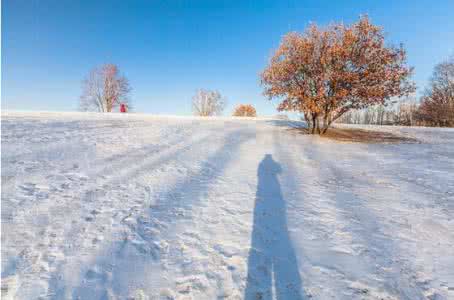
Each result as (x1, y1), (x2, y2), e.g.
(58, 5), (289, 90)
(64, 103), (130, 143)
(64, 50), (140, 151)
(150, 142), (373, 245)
(261, 15), (415, 134)
(275, 114), (289, 120)
(80, 64), (131, 112)
(416, 57), (454, 127)
(393, 98), (419, 126)
(233, 104), (257, 117)
(376, 105), (386, 125)
(363, 108), (373, 125)
(192, 89), (226, 116)
(337, 111), (353, 124)
(336, 100), (419, 126)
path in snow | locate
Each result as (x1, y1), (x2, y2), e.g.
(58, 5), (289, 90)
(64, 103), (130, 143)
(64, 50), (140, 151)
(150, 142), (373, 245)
(1, 112), (454, 300)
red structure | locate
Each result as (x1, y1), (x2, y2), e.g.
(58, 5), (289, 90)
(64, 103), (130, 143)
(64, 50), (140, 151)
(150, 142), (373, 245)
(120, 103), (127, 113)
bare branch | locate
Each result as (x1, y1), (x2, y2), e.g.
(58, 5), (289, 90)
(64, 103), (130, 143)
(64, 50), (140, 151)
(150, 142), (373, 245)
(80, 64), (132, 112)
(192, 89), (226, 116)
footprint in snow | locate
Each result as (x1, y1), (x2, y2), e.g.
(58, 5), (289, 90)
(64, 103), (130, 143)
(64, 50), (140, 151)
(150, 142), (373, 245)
(19, 183), (36, 194)
(90, 209), (100, 215)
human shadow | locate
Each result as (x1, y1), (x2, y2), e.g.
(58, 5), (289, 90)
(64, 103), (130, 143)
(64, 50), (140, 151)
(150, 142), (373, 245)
(245, 154), (304, 300)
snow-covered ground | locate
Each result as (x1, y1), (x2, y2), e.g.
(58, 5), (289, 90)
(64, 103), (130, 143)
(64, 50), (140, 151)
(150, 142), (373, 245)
(1, 111), (453, 300)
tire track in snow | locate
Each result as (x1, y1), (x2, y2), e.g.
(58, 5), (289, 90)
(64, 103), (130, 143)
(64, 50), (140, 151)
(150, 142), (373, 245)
(1, 127), (216, 299)
(0, 119), (189, 187)
(289, 137), (428, 299)
(1, 122), (204, 223)
(66, 129), (255, 299)
(313, 143), (452, 299)
(266, 129), (417, 299)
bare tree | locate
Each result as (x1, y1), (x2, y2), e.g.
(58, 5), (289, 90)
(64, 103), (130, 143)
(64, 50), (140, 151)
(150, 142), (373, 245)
(376, 105), (386, 125)
(394, 98), (419, 126)
(416, 57), (454, 127)
(80, 64), (131, 112)
(352, 111), (362, 124)
(337, 100), (418, 126)
(192, 89), (226, 116)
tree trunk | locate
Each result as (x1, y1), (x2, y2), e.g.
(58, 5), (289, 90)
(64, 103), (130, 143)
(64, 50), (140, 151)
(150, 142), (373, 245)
(320, 112), (330, 134)
(316, 117), (321, 134)
(311, 113), (318, 134)
(321, 123), (329, 134)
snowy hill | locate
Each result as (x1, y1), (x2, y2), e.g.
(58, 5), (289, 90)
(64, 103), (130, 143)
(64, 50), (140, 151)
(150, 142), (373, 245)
(1, 111), (454, 299)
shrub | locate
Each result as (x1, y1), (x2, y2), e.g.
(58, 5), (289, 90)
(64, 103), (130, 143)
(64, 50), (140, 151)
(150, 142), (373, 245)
(233, 104), (257, 117)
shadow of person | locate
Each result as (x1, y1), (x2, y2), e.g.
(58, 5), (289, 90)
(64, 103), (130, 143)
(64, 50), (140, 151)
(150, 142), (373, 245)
(245, 154), (304, 300)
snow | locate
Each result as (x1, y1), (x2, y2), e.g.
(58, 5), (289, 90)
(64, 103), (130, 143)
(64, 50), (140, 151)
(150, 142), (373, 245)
(1, 111), (454, 299)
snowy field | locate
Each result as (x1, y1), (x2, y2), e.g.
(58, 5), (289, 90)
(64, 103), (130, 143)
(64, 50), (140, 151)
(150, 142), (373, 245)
(1, 111), (454, 300)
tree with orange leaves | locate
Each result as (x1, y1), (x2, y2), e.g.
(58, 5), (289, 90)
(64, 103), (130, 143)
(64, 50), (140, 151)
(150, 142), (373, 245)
(233, 104), (257, 117)
(261, 16), (415, 134)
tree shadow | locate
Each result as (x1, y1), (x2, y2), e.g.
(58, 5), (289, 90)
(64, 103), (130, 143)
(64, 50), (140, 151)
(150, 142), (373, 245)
(245, 154), (304, 300)
(63, 130), (255, 299)
(264, 119), (306, 129)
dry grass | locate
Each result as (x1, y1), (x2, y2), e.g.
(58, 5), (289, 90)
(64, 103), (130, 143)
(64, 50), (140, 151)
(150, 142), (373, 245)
(293, 127), (418, 143)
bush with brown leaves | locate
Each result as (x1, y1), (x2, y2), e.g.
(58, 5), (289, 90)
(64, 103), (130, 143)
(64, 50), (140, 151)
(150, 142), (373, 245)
(233, 104), (257, 117)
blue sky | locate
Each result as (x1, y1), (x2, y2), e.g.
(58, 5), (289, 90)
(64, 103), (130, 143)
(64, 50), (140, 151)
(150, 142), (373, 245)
(2, 0), (454, 115)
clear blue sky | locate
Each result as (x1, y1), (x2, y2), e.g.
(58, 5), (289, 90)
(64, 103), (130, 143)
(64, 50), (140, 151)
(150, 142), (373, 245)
(2, 0), (454, 115)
